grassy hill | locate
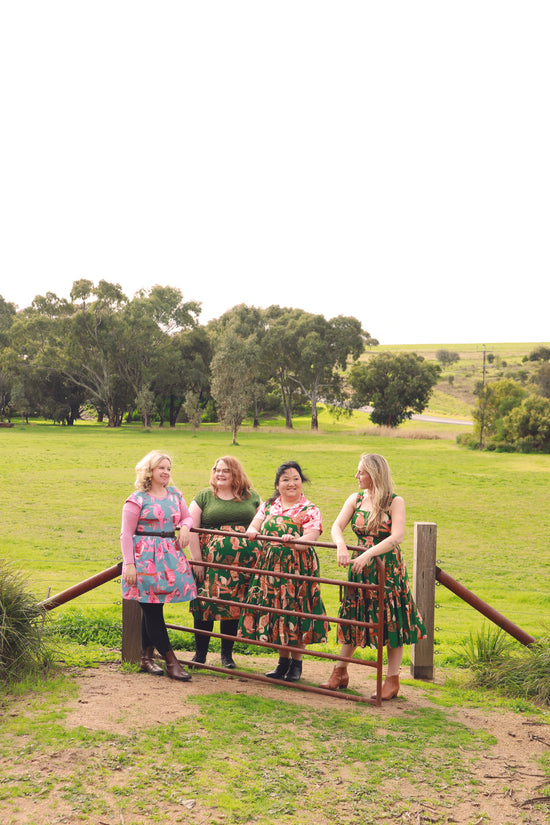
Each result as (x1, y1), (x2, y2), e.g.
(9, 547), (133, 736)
(361, 341), (549, 420)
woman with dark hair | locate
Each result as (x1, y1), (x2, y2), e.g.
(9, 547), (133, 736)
(121, 450), (197, 682)
(320, 453), (426, 699)
(188, 456), (261, 669)
(238, 461), (329, 682)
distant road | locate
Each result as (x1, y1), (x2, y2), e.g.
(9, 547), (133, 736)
(360, 407), (473, 426)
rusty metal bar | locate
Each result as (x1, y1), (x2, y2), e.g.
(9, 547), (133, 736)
(39, 563), (122, 610)
(193, 592), (375, 630)
(181, 550), (387, 707)
(192, 526), (371, 555)
(166, 653), (379, 705)
(435, 566), (536, 646)
(189, 557), (378, 592)
(166, 624), (378, 669)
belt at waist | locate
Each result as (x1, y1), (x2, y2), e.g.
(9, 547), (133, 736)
(136, 530), (176, 538)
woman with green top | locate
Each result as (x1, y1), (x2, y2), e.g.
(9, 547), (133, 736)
(188, 457), (261, 668)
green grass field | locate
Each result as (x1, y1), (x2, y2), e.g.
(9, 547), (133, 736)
(1, 411), (548, 668)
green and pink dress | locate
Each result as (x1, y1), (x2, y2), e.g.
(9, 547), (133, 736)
(338, 492), (426, 649)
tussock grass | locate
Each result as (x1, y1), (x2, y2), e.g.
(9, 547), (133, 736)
(459, 625), (550, 706)
(0, 559), (53, 682)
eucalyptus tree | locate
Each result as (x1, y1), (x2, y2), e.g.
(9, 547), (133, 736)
(62, 280), (131, 426)
(210, 329), (256, 444)
(152, 326), (211, 427)
(114, 285), (201, 426)
(289, 313), (370, 429)
(349, 352), (440, 427)
(6, 291), (78, 422)
(0, 296), (17, 419)
(262, 306), (307, 428)
(263, 307), (371, 429)
(208, 304), (271, 427)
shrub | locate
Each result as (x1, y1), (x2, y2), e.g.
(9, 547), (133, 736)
(502, 395), (550, 453)
(462, 629), (550, 706)
(0, 560), (53, 683)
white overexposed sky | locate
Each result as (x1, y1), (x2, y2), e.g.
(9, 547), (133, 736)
(1, 2), (548, 345)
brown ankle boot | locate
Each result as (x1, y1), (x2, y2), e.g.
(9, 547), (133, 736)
(164, 650), (191, 682)
(320, 666), (349, 690)
(140, 647), (164, 675)
(371, 674), (399, 700)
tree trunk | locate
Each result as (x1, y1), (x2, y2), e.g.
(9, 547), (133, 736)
(310, 398), (319, 430)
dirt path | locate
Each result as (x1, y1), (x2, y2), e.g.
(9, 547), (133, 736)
(4, 658), (550, 824)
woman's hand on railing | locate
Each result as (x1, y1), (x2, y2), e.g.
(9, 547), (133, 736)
(336, 542), (351, 567)
(245, 528), (259, 541)
(190, 559), (205, 583)
(178, 525), (190, 549)
(351, 550), (374, 574)
(123, 563), (137, 586)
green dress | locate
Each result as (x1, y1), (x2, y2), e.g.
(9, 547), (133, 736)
(190, 488), (261, 622)
(238, 501), (329, 647)
(338, 492), (426, 649)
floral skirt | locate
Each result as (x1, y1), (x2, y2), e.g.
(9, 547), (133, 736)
(337, 547), (426, 649)
(122, 536), (197, 604)
(191, 525), (260, 621)
(238, 541), (329, 647)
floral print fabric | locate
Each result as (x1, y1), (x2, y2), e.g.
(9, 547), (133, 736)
(121, 488), (197, 604)
(337, 492), (426, 649)
(238, 503), (329, 647)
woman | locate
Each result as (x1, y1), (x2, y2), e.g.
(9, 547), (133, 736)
(121, 450), (197, 682)
(188, 457), (261, 669)
(320, 453), (426, 699)
(238, 461), (329, 683)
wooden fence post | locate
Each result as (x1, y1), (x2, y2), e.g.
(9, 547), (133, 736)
(410, 522), (437, 680)
(122, 599), (142, 664)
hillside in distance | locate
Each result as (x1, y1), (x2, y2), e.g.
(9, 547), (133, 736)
(362, 341), (549, 420)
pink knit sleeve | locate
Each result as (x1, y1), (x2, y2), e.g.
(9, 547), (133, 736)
(120, 499), (141, 565)
(177, 496), (193, 531)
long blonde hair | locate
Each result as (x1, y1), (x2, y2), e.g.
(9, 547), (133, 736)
(359, 453), (394, 534)
(134, 450), (172, 492)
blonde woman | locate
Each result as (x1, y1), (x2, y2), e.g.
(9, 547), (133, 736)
(121, 450), (197, 682)
(320, 454), (426, 699)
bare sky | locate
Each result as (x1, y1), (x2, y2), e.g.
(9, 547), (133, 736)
(1, 2), (548, 344)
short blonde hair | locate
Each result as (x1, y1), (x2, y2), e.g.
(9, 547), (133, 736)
(358, 453), (394, 533)
(210, 456), (253, 501)
(134, 450), (172, 492)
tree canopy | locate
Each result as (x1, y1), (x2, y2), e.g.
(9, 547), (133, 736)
(349, 352), (440, 427)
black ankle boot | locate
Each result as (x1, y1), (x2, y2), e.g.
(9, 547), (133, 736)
(220, 639), (236, 669)
(220, 620), (237, 668)
(284, 659), (303, 682)
(266, 657), (291, 679)
(191, 622), (211, 668)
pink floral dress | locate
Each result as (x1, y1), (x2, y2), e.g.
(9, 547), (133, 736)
(121, 487), (197, 604)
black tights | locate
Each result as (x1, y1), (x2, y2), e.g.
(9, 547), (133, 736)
(193, 617), (239, 651)
(140, 602), (171, 656)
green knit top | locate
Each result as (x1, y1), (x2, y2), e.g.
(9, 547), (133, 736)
(193, 487), (261, 530)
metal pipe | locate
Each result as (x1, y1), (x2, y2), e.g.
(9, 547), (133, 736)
(39, 563), (122, 611)
(172, 656), (378, 705)
(435, 566), (536, 646)
(189, 557), (377, 592)
(166, 624), (378, 669)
